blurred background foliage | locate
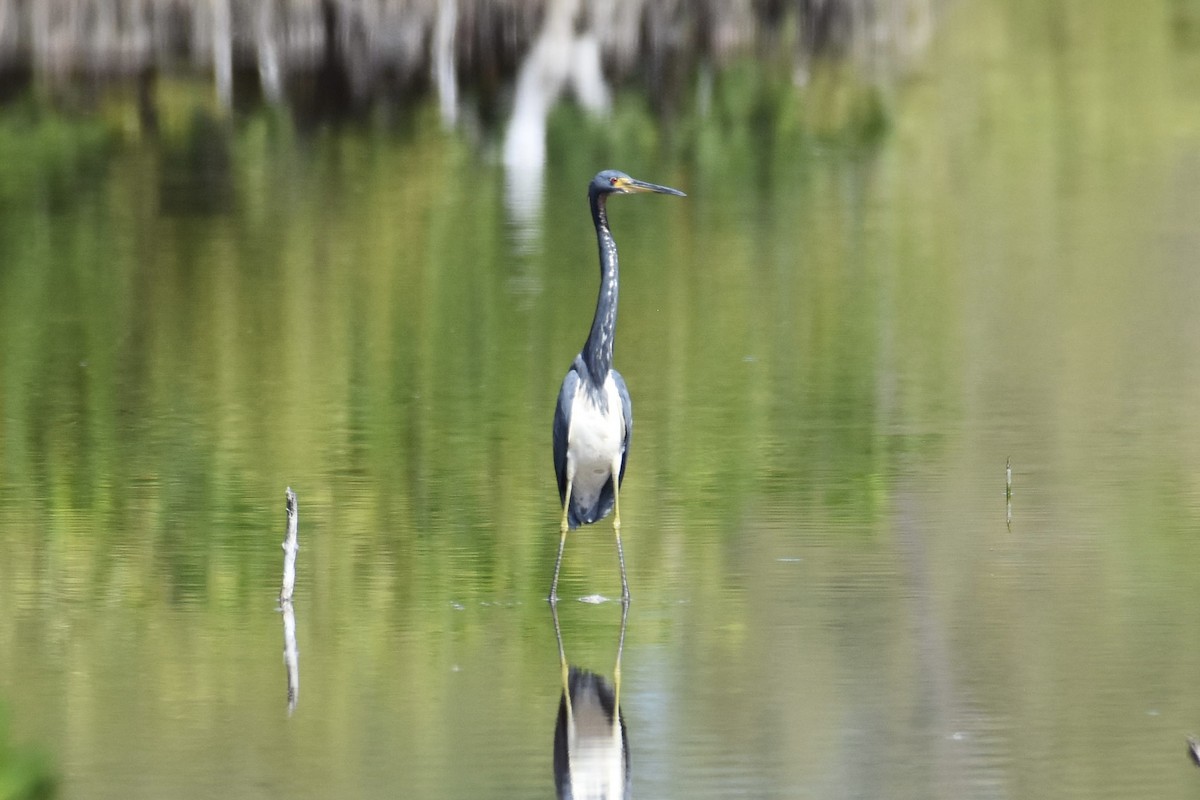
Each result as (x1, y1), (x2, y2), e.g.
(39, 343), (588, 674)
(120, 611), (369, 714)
(0, 708), (53, 800)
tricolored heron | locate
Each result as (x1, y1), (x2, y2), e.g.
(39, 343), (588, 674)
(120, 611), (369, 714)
(549, 170), (686, 604)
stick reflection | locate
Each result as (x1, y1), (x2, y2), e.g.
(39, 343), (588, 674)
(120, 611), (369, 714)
(281, 599), (299, 715)
(551, 603), (630, 800)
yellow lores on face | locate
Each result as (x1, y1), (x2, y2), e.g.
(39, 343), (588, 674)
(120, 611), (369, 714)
(606, 173), (686, 197)
(612, 176), (650, 193)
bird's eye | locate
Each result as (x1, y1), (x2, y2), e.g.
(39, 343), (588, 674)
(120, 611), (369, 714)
(609, 177), (619, 186)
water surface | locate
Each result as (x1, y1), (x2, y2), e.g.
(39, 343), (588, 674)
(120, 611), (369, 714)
(2, 1), (1200, 798)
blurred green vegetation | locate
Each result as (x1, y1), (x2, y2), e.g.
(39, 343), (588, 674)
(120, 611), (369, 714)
(0, 709), (54, 800)
(0, 102), (115, 214)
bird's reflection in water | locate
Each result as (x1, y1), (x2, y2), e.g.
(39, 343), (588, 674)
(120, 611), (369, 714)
(551, 603), (630, 800)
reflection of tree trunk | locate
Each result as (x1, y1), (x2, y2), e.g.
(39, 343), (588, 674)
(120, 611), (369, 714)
(432, 0), (458, 127)
(502, 0), (611, 244)
(503, 0), (609, 173)
(211, 0), (233, 107)
(256, 0), (282, 104)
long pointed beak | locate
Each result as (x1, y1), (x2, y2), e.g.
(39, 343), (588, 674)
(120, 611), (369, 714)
(624, 177), (686, 197)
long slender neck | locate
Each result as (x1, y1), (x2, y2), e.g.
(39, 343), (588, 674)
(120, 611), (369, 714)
(582, 191), (618, 388)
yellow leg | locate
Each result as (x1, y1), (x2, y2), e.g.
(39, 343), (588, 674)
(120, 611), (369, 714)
(549, 477), (573, 603)
(613, 474), (630, 603)
(560, 484), (571, 534)
(613, 486), (621, 531)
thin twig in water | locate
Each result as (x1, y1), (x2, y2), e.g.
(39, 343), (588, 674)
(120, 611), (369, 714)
(1005, 457), (1012, 528)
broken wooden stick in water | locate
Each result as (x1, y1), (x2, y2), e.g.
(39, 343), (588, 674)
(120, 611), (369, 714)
(280, 487), (299, 603)
(278, 487), (301, 714)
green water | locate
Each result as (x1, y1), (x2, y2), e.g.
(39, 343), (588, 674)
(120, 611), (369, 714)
(3, 1), (1200, 798)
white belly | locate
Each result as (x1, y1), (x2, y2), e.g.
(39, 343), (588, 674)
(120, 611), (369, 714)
(567, 376), (625, 511)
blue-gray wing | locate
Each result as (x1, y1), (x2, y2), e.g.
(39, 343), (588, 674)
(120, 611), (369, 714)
(611, 368), (633, 487)
(553, 365), (580, 506)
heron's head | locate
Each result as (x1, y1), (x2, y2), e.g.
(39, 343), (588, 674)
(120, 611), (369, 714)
(590, 170), (686, 199)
